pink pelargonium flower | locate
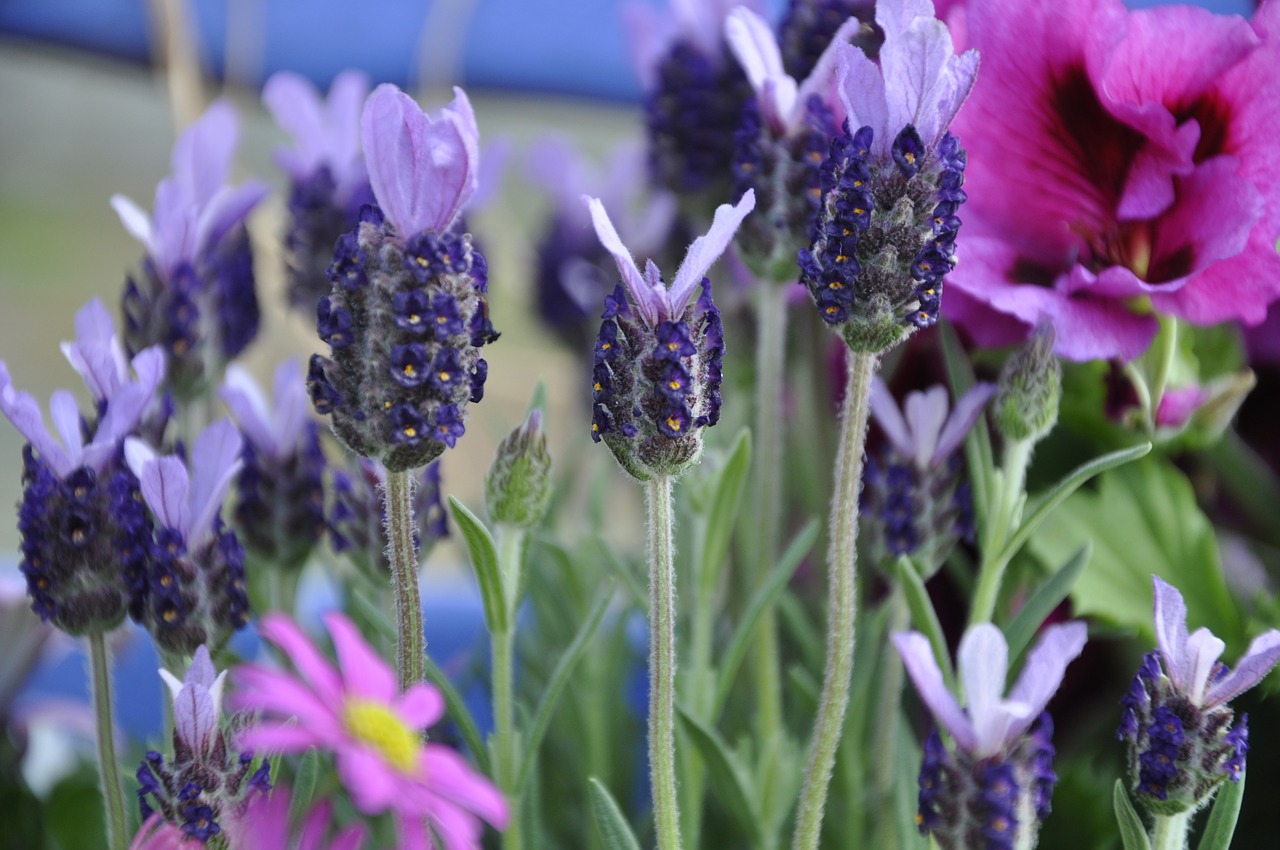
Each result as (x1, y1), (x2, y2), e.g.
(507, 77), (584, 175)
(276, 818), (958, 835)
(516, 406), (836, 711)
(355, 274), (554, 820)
(232, 613), (508, 850)
(361, 84), (480, 241)
(944, 0), (1280, 361)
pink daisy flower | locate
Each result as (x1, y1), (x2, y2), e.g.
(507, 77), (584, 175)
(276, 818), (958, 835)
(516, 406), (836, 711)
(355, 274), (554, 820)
(224, 785), (368, 850)
(231, 612), (508, 850)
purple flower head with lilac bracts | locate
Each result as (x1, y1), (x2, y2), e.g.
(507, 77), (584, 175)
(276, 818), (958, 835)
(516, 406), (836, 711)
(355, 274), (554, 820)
(112, 101), (270, 400)
(943, 0), (1280, 362)
(797, 0), (977, 353)
(137, 646), (271, 844)
(221, 360), (326, 571)
(724, 6), (864, 279)
(586, 190), (754, 479)
(1118, 577), (1280, 814)
(124, 420), (249, 656)
(0, 299), (165, 634)
(895, 621), (1087, 850)
(862, 378), (992, 571)
(307, 84), (495, 473)
(625, 0), (762, 207)
(328, 457), (448, 577)
(778, 0), (878, 80)
(264, 70), (375, 313)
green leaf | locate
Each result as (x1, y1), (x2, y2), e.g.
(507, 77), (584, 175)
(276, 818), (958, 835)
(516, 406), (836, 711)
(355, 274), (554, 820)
(896, 555), (955, 692)
(1004, 542), (1091, 664)
(1197, 772), (1246, 850)
(712, 519), (819, 716)
(996, 442), (1151, 571)
(699, 429), (751, 598)
(1029, 456), (1243, 650)
(1113, 780), (1153, 850)
(448, 496), (508, 634)
(424, 652), (492, 774)
(517, 581), (615, 793)
(676, 707), (765, 846)
(289, 748), (320, 825)
(589, 777), (644, 850)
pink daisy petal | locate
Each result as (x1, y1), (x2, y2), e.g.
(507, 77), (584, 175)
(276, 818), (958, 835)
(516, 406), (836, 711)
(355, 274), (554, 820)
(396, 683), (446, 730)
(336, 745), (404, 814)
(324, 612), (397, 702)
(258, 613), (344, 704)
(236, 722), (328, 755)
(422, 744), (510, 828)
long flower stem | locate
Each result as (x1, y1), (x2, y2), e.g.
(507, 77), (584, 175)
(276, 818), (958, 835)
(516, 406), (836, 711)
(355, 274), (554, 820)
(969, 437), (1031, 626)
(89, 632), (128, 850)
(647, 475), (683, 850)
(384, 470), (424, 692)
(791, 350), (877, 850)
(1151, 811), (1192, 850)
(495, 526), (525, 850)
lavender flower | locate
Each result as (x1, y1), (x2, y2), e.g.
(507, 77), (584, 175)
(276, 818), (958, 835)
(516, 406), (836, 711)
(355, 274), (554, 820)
(306, 85), (495, 472)
(778, 0), (877, 80)
(586, 191), (753, 479)
(863, 378), (992, 569)
(797, 0), (977, 352)
(263, 70), (374, 312)
(0, 300), (165, 633)
(124, 420), (249, 656)
(1119, 577), (1280, 813)
(220, 360), (325, 571)
(895, 622), (1087, 850)
(138, 646), (270, 844)
(329, 458), (448, 576)
(112, 101), (270, 399)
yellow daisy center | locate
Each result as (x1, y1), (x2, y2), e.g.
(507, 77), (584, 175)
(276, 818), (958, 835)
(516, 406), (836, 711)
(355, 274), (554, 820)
(342, 699), (419, 773)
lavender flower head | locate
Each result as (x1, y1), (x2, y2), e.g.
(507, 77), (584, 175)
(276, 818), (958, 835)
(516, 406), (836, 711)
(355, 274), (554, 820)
(124, 420), (249, 656)
(798, 0), (978, 352)
(895, 621), (1087, 850)
(138, 646), (270, 844)
(1118, 577), (1280, 814)
(863, 378), (992, 570)
(725, 6), (863, 278)
(264, 70), (375, 312)
(220, 360), (326, 571)
(306, 84), (495, 473)
(112, 101), (269, 399)
(0, 299), (165, 633)
(587, 190), (754, 479)
(328, 457), (448, 577)
(778, 0), (878, 80)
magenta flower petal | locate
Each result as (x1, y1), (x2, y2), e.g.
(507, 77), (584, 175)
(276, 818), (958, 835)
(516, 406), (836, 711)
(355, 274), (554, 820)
(324, 611), (397, 703)
(232, 666), (343, 733)
(336, 745), (402, 814)
(237, 722), (331, 756)
(421, 744), (511, 829)
(396, 684), (446, 730)
(256, 613), (344, 704)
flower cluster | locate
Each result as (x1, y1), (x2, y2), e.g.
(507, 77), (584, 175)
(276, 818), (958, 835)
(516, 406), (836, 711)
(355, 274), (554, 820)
(328, 457), (448, 575)
(307, 85), (495, 472)
(778, 0), (877, 80)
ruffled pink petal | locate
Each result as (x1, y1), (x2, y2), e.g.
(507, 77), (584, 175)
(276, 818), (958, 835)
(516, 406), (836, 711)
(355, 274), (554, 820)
(256, 613), (344, 704)
(324, 612), (397, 703)
(1153, 226), (1280, 326)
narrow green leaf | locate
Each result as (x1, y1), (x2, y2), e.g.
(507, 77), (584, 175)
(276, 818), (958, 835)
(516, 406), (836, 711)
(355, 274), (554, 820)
(288, 748), (320, 825)
(423, 653), (491, 774)
(589, 777), (644, 850)
(713, 520), (819, 717)
(1004, 542), (1091, 663)
(448, 496), (508, 634)
(699, 430), (751, 598)
(1197, 772), (1246, 850)
(996, 443), (1151, 570)
(1113, 780), (1153, 850)
(586, 534), (646, 608)
(676, 707), (765, 846)
(517, 581), (615, 793)
(896, 556), (955, 692)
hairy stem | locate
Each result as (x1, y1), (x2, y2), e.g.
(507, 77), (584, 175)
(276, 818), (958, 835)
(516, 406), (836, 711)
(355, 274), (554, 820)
(647, 475), (683, 850)
(384, 470), (424, 692)
(1151, 811), (1192, 850)
(791, 350), (877, 850)
(89, 632), (128, 850)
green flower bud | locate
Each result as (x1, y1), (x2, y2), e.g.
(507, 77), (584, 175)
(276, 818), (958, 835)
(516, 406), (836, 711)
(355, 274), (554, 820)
(994, 322), (1061, 444)
(485, 410), (552, 528)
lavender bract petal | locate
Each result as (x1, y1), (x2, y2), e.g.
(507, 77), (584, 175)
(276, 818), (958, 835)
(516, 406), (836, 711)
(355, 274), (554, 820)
(48, 390), (84, 465)
(1205, 631), (1280, 708)
(1184, 628), (1227, 704)
(271, 359), (309, 457)
(187, 419), (244, 548)
(171, 100), (238, 208)
(110, 194), (154, 255)
(903, 386), (950, 469)
(931, 382), (995, 465)
(1152, 576), (1190, 692)
(220, 366), (277, 459)
(893, 631), (976, 750)
(958, 624), (1012, 754)
(194, 181), (270, 260)
(836, 44), (889, 152)
(131, 448), (192, 534)
(0, 365), (71, 476)
(584, 195), (658, 326)
(726, 8), (796, 129)
(186, 645), (218, 688)
(1006, 621), (1088, 723)
(869, 378), (916, 459)
(263, 71), (329, 180)
(667, 189), (755, 316)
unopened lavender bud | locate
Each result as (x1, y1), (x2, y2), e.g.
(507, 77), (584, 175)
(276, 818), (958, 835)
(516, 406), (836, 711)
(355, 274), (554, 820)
(993, 322), (1060, 444)
(486, 410), (552, 529)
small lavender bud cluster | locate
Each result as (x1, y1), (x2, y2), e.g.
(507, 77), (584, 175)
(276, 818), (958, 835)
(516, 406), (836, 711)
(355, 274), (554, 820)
(591, 281), (724, 480)
(863, 452), (973, 570)
(307, 207), (496, 472)
(486, 410), (553, 529)
(283, 166), (373, 312)
(233, 423), (326, 571)
(778, 0), (878, 79)
(1117, 651), (1250, 814)
(918, 715), (1058, 850)
(329, 458), (448, 575)
(994, 323), (1061, 444)
(122, 228), (259, 401)
(732, 95), (837, 280)
(17, 449), (148, 634)
(799, 123), (967, 353)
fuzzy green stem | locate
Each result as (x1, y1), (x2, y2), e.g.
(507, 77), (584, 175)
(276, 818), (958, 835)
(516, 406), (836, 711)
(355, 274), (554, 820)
(495, 525), (525, 850)
(791, 350), (877, 850)
(969, 437), (1032, 626)
(647, 475), (683, 850)
(89, 632), (128, 850)
(384, 470), (424, 692)
(1148, 317), (1179, 430)
(1151, 811), (1193, 850)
